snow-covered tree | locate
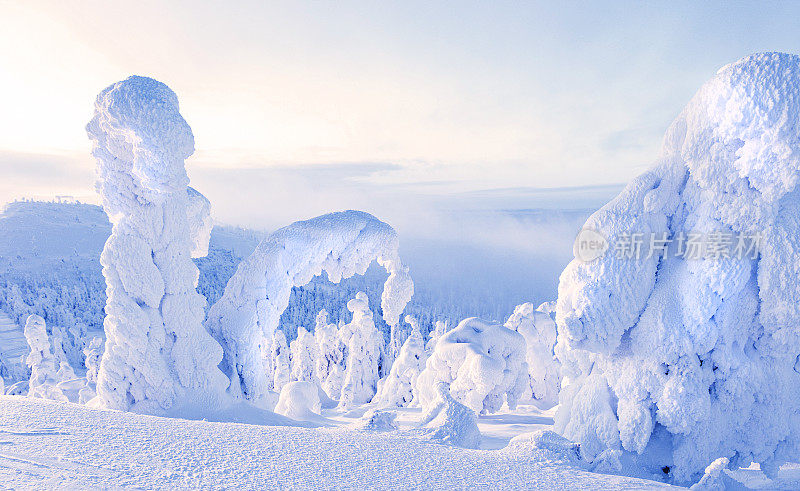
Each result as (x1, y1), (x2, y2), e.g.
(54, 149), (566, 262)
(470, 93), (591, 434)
(338, 292), (384, 409)
(206, 210), (414, 402)
(425, 319), (448, 354)
(417, 317), (528, 414)
(373, 314), (428, 407)
(505, 302), (561, 406)
(272, 330), (291, 393)
(86, 75), (228, 412)
(83, 336), (103, 384)
(553, 53), (800, 482)
(290, 326), (318, 383)
(314, 310), (345, 400)
(24, 314), (66, 402)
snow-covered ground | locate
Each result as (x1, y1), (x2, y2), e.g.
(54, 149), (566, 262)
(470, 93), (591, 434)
(0, 396), (676, 489)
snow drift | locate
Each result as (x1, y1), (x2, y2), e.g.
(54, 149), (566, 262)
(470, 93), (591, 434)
(417, 317), (528, 414)
(206, 210), (414, 402)
(86, 76), (228, 412)
(554, 52), (800, 482)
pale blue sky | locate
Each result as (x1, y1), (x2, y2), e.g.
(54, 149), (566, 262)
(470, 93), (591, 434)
(2, 1), (800, 227)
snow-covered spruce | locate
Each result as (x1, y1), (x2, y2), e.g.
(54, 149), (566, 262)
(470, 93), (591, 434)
(505, 302), (561, 406)
(313, 310), (345, 400)
(82, 336), (103, 384)
(418, 382), (481, 449)
(205, 210), (414, 402)
(373, 314), (428, 407)
(338, 292), (384, 409)
(417, 317), (528, 414)
(290, 325), (318, 383)
(272, 329), (291, 393)
(86, 76), (228, 412)
(24, 314), (66, 402)
(554, 52), (800, 482)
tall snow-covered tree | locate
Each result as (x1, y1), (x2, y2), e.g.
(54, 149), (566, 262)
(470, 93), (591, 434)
(86, 75), (228, 412)
(272, 330), (292, 393)
(505, 303), (561, 406)
(373, 314), (428, 407)
(24, 314), (66, 402)
(314, 310), (344, 400)
(338, 292), (384, 409)
(290, 326), (318, 383)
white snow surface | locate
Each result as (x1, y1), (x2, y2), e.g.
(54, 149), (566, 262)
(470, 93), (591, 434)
(86, 75), (228, 412)
(206, 210), (414, 403)
(417, 317), (528, 414)
(555, 52), (800, 483)
(0, 395), (680, 489)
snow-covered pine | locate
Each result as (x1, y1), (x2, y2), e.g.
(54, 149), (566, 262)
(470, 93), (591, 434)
(417, 317), (528, 414)
(505, 302), (561, 406)
(290, 325), (318, 383)
(338, 292), (384, 409)
(313, 310), (345, 400)
(373, 314), (428, 407)
(272, 329), (292, 393)
(24, 314), (66, 402)
(554, 52), (800, 483)
(86, 76), (228, 412)
(206, 210), (414, 402)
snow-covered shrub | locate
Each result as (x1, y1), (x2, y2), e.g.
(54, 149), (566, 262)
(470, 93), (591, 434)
(418, 382), (481, 449)
(373, 314), (428, 407)
(314, 310), (345, 400)
(417, 317), (528, 414)
(338, 292), (384, 409)
(506, 430), (584, 468)
(505, 302), (561, 405)
(86, 76), (228, 412)
(554, 53), (800, 482)
(24, 314), (66, 402)
(272, 330), (291, 393)
(357, 409), (398, 431)
(206, 210), (413, 402)
(290, 326), (318, 383)
(274, 381), (322, 421)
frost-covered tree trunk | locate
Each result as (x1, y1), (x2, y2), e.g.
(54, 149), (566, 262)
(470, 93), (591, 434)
(273, 330), (292, 393)
(86, 76), (228, 412)
(314, 310), (345, 400)
(373, 314), (428, 407)
(24, 314), (66, 402)
(290, 326), (318, 383)
(338, 292), (383, 409)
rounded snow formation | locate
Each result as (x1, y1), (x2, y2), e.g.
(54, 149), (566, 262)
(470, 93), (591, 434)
(274, 381), (323, 422)
(555, 53), (800, 482)
(86, 76), (228, 412)
(206, 210), (414, 402)
(417, 317), (528, 414)
(418, 382), (481, 449)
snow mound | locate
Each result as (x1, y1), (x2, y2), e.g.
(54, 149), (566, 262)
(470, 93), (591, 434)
(274, 381), (322, 422)
(206, 210), (414, 403)
(356, 409), (398, 431)
(86, 75), (228, 412)
(505, 303), (561, 405)
(555, 52), (800, 483)
(418, 382), (481, 449)
(417, 317), (527, 414)
(507, 430), (583, 467)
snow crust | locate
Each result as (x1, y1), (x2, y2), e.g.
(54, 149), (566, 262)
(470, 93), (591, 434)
(554, 52), (800, 482)
(86, 76), (228, 412)
(206, 210), (413, 403)
(417, 317), (528, 414)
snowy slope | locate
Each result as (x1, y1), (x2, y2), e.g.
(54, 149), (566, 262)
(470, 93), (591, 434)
(0, 396), (676, 490)
(0, 312), (27, 381)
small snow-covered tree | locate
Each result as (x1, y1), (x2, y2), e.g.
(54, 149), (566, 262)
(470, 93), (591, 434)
(86, 75), (228, 412)
(373, 314), (428, 407)
(338, 292), (383, 409)
(83, 337), (103, 384)
(505, 302), (561, 406)
(290, 326), (318, 383)
(314, 310), (345, 400)
(417, 317), (528, 414)
(425, 319), (448, 354)
(24, 314), (66, 402)
(273, 330), (292, 393)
